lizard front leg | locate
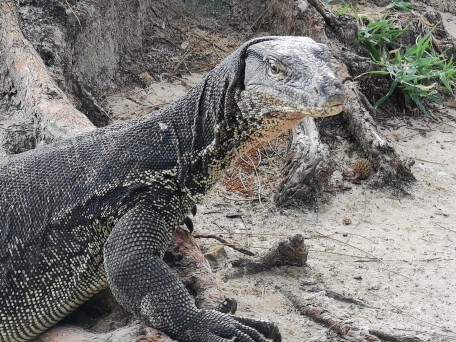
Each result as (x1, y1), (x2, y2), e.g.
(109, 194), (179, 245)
(103, 196), (281, 342)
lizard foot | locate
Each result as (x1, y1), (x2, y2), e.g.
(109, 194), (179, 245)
(180, 309), (281, 342)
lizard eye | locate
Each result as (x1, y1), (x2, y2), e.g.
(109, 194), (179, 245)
(267, 59), (288, 80)
(269, 61), (280, 75)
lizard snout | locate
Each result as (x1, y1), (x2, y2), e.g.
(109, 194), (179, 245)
(314, 76), (345, 102)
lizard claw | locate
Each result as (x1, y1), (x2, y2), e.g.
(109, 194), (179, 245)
(232, 316), (281, 342)
(182, 216), (194, 233)
(215, 298), (238, 314)
(179, 309), (280, 342)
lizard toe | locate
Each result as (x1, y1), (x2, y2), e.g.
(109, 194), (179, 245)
(234, 321), (269, 342)
(181, 309), (277, 342)
(232, 316), (281, 342)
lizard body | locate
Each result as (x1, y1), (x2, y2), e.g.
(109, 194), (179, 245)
(0, 36), (344, 341)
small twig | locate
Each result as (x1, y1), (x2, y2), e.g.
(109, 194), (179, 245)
(201, 210), (224, 215)
(237, 167), (251, 194)
(211, 231), (291, 237)
(308, 249), (380, 260)
(370, 293), (454, 333)
(312, 231), (382, 261)
(434, 222), (456, 234)
(355, 257), (454, 263)
(306, 287), (372, 308)
(412, 157), (448, 165)
(249, 0), (280, 31)
(221, 194), (258, 202)
(312, 231), (418, 283)
(64, 0), (81, 27)
(193, 234), (255, 256)
(244, 153), (265, 209)
(335, 231), (378, 245)
(171, 46), (195, 76)
(189, 31), (230, 53)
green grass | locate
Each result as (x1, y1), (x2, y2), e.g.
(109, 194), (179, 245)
(390, 0), (413, 11)
(340, 0), (456, 114)
(357, 18), (406, 62)
(369, 32), (456, 114)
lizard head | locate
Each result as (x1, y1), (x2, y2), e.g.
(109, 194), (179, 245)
(235, 36), (345, 143)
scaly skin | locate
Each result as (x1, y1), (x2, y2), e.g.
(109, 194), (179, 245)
(0, 36), (344, 341)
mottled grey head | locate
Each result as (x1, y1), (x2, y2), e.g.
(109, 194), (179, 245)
(235, 36), (345, 142)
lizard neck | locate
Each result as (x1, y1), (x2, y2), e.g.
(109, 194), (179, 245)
(135, 37), (277, 200)
(153, 72), (247, 200)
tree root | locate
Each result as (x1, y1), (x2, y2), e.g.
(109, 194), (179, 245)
(166, 227), (227, 310)
(275, 0), (417, 206)
(0, 1), (95, 156)
(342, 82), (415, 188)
(275, 117), (333, 206)
(280, 287), (424, 342)
(33, 324), (174, 342)
(32, 228), (227, 342)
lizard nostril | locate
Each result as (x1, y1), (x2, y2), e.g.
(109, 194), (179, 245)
(312, 87), (320, 96)
(322, 78), (345, 98)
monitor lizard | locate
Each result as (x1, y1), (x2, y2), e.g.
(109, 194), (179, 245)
(0, 36), (345, 341)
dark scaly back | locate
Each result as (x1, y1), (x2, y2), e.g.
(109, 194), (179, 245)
(0, 37), (274, 341)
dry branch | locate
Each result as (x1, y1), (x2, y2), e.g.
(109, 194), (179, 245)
(228, 234), (308, 278)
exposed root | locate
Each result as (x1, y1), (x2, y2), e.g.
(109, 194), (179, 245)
(343, 82), (415, 188)
(275, 117), (333, 207)
(280, 287), (424, 342)
(32, 324), (174, 342)
(166, 228), (226, 310)
(0, 1), (95, 156)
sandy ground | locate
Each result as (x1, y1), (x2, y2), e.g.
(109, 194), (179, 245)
(101, 5), (456, 341)
(196, 114), (456, 342)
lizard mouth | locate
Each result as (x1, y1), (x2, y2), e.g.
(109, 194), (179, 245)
(309, 98), (345, 117)
(324, 102), (344, 116)
(267, 100), (344, 120)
